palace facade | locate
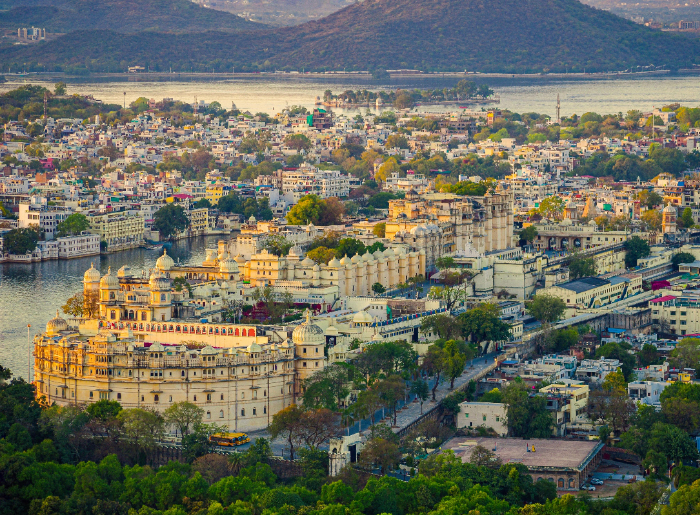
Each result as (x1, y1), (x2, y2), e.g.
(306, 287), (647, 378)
(33, 260), (327, 432)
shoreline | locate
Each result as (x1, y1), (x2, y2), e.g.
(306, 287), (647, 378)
(5, 68), (698, 82)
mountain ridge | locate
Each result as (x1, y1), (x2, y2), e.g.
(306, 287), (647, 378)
(1, 0), (698, 74)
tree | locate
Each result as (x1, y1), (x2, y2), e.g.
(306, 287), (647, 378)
(56, 213), (90, 237)
(502, 379), (553, 438)
(3, 227), (38, 254)
(164, 401), (204, 437)
(410, 379), (429, 414)
(286, 194), (324, 225)
(422, 345), (448, 401)
(670, 338), (700, 371)
(306, 246), (336, 265)
(624, 235), (650, 268)
(376, 375), (407, 426)
(679, 207), (695, 229)
(54, 82), (66, 95)
(86, 399), (122, 421)
(371, 282), (386, 295)
(588, 369), (635, 434)
(518, 225), (538, 246)
(421, 313), (463, 340)
(537, 197), (565, 219)
(152, 203), (190, 239)
(117, 408), (165, 456)
(469, 445), (502, 468)
(441, 340), (470, 389)
(335, 238), (366, 259)
(641, 209), (662, 233)
(268, 404), (304, 460)
(62, 293), (85, 317)
(526, 294), (566, 323)
(319, 197), (345, 225)
(663, 479), (700, 515)
(638, 343), (661, 367)
(298, 408), (341, 450)
(359, 438), (401, 472)
(373, 222), (386, 238)
(193, 198), (211, 209)
(568, 253), (597, 279)
(427, 285), (466, 310)
(385, 134), (409, 149)
(459, 303), (512, 345)
(673, 252), (697, 269)
(375, 158), (400, 183)
(284, 133), (312, 152)
(263, 234), (293, 257)
(638, 189), (663, 209)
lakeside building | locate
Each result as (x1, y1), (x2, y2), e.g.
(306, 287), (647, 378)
(32, 262), (328, 431)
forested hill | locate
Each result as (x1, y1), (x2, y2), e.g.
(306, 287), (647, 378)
(1, 0), (699, 73)
(0, 0), (262, 33)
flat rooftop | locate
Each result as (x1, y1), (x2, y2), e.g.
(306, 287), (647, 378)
(442, 437), (602, 471)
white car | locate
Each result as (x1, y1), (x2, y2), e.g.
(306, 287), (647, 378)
(581, 485), (596, 491)
(591, 479), (604, 485)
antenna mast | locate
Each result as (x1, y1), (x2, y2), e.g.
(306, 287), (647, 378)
(194, 96), (198, 117)
(556, 94), (560, 124)
(43, 91), (47, 122)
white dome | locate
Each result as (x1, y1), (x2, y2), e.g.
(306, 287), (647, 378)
(663, 204), (677, 214)
(362, 252), (373, 262)
(247, 342), (262, 353)
(234, 254), (246, 264)
(411, 225), (427, 236)
(46, 309), (68, 334)
(353, 311), (373, 324)
(202, 345), (218, 355)
(220, 281), (229, 290)
(83, 262), (101, 283)
(384, 248), (396, 258)
(149, 269), (170, 291)
(373, 250), (384, 259)
(219, 257), (238, 273)
(292, 310), (324, 345)
(100, 267), (119, 289)
(351, 254), (362, 264)
(301, 257), (316, 267)
(325, 325), (339, 336)
(328, 256), (340, 267)
(156, 249), (175, 271)
(340, 255), (351, 266)
(288, 245), (303, 259)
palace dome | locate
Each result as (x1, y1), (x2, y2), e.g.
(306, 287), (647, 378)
(301, 257), (316, 267)
(350, 254), (362, 264)
(149, 269), (171, 290)
(156, 249), (174, 271)
(83, 263), (101, 283)
(46, 310), (68, 334)
(663, 204), (677, 214)
(339, 255), (351, 266)
(328, 256), (340, 267)
(219, 256), (238, 273)
(100, 267), (119, 289)
(353, 311), (373, 325)
(292, 309), (324, 345)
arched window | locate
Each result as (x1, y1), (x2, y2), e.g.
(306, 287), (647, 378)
(558, 479), (564, 488)
(169, 325), (173, 332)
(219, 410), (224, 418)
(249, 329), (255, 337)
(176, 325), (181, 332)
(241, 409), (245, 416)
(160, 293), (166, 301)
(242, 329), (247, 337)
(154, 394), (159, 402)
(235, 328), (240, 336)
(568, 478), (575, 488)
(110, 292), (115, 300)
(215, 328), (219, 334)
(183, 326), (188, 333)
(193, 395), (197, 401)
(206, 411), (211, 419)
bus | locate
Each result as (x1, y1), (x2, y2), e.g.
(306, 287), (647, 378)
(208, 432), (250, 446)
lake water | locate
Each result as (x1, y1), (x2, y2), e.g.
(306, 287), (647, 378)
(0, 236), (222, 379)
(2, 74), (699, 118)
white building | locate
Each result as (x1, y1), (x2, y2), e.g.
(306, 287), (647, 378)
(627, 381), (667, 406)
(456, 402), (508, 436)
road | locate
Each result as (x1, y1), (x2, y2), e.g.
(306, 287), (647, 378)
(229, 352), (500, 457)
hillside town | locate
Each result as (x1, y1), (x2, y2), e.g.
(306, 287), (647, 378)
(5, 84), (700, 511)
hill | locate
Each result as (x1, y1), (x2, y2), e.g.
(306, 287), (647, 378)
(0, 0), (262, 33)
(1, 0), (699, 73)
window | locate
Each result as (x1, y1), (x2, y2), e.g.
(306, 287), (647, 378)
(253, 408), (257, 415)
(194, 395), (197, 402)
(154, 394), (159, 402)
(90, 391), (93, 398)
(207, 393), (212, 401)
(483, 415), (487, 421)
(169, 396), (173, 402)
(206, 411), (211, 419)
(221, 394), (224, 400)
(219, 410), (224, 418)
(241, 409), (245, 416)
(263, 406), (267, 414)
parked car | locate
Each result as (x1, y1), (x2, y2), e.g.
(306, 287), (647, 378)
(591, 479), (604, 485)
(580, 485), (596, 491)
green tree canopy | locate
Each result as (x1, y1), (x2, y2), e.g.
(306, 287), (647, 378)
(56, 213), (90, 237)
(152, 203), (190, 239)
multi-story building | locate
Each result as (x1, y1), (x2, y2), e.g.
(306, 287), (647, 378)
(650, 295), (700, 336)
(575, 358), (621, 384)
(87, 211), (145, 251)
(33, 264), (327, 432)
(456, 402), (508, 436)
(539, 383), (590, 436)
(19, 199), (72, 240)
(539, 355), (578, 379)
(627, 381), (667, 406)
(281, 164), (349, 201)
(539, 273), (643, 310)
